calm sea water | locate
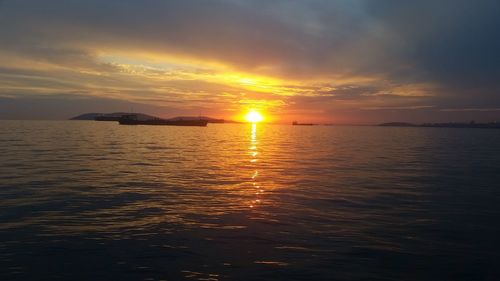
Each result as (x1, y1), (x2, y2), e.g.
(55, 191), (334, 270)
(1, 121), (500, 281)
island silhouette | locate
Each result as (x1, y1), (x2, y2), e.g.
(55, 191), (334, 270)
(379, 121), (500, 129)
(70, 112), (229, 123)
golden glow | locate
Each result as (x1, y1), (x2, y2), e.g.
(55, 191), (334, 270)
(244, 110), (264, 123)
(249, 123), (263, 209)
(1, 46), (414, 125)
(215, 73), (283, 93)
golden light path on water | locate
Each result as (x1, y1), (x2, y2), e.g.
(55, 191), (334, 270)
(249, 123), (263, 209)
(1, 120), (500, 280)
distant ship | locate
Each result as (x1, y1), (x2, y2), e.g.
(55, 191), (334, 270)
(292, 121), (315, 126)
(119, 115), (208, 126)
(91, 112), (157, 121)
(94, 116), (121, 121)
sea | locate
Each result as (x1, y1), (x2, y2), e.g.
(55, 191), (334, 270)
(1, 120), (499, 281)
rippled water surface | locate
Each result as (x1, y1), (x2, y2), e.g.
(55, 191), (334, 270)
(1, 121), (500, 280)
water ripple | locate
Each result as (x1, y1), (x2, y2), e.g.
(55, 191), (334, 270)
(1, 121), (500, 280)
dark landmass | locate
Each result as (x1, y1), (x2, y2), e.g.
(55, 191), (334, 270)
(70, 113), (231, 123)
(70, 113), (103, 120)
(379, 122), (418, 127)
(169, 116), (225, 123)
(71, 112), (157, 121)
(379, 122), (417, 127)
(379, 121), (500, 129)
(292, 121), (316, 126)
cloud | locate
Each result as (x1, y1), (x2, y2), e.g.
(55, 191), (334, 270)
(0, 0), (499, 122)
(361, 105), (434, 111)
(0, 0), (408, 79)
(364, 1), (500, 90)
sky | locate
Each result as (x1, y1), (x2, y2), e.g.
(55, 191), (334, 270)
(0, 0), (499, 123)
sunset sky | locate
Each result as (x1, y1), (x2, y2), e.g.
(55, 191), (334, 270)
(1, 0), (499, 123)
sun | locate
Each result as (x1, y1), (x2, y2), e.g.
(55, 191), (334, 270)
(244, 110), (264, 123)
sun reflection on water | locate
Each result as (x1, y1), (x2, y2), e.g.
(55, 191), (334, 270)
(249, 123), (264, 208)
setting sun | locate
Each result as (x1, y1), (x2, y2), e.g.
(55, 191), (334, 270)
(244, 110), (264, 123)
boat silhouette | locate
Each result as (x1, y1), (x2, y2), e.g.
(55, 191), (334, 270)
(119, 115), (208, 126)
(292, 121), (315, 126)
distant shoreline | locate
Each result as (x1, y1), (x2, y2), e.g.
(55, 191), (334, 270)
(69, 112), (235, 123)
(2, 117), (500, 129)
(379, 122), (500, 129)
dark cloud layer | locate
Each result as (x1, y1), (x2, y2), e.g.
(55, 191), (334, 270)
(0, 0), (499, 122)
(366, 1), (500, 96)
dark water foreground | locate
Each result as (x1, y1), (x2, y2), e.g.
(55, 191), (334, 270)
(1, 121), (500, 280)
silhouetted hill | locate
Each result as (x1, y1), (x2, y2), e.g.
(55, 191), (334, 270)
(379, 121), (500, 129)
(420, 122), (500, 128)
(70, 113), (101, 120)
(70, 112), (157, 121)
(379, 122), (416, 127)
(71, 113), (230, 123)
